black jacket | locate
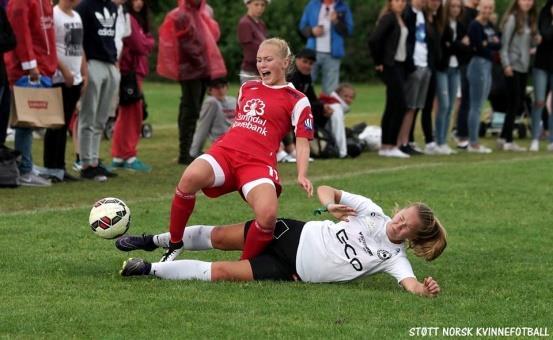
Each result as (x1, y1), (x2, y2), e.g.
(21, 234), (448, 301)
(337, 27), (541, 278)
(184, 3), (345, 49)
(288, 70), (326, 129)
(402, 4), (436, 73)
(0, 6), (16, 84)
(436, 21), (471, 70)
(534, 0), (553, 72)
(369, 12), (401, 67)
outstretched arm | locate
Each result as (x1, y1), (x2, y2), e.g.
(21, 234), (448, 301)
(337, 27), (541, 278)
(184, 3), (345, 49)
(400, 277), (441, 298)
(316, 186), (357, 221)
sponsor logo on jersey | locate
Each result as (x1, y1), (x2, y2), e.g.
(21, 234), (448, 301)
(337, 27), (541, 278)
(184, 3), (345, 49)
(357, 232), (373, 256)
(336, 229), (363, 271)
(304, 118), (313, 131)
(95, 8), (116, 37)
(243, 98), (265, 117)
(377, 249), (392, 261)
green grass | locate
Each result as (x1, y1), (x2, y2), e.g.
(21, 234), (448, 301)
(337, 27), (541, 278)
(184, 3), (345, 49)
(1, 82), (552, 338)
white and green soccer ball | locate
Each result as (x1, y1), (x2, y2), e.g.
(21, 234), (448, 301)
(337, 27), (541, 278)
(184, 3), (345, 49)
(89, 198), (131, 239)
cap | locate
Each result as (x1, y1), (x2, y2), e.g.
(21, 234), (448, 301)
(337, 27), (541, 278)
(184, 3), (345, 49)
(296, 48), (317, 62)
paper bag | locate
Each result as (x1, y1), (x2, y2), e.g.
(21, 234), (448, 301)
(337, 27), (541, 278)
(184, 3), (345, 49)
(10, 86), (64, 128)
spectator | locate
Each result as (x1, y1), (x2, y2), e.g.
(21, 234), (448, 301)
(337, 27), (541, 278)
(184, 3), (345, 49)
(75, 0), (119, 181)
(288, 48), (335, 158)
(397, 0), (434, 156)
(237, 0), (270, 84)
(455, 0), (480, 149)
(110, 0), (154, 172)
(299, 0), (354, 95)
(369, 0), (410, 158)
(4, 0), (57, 187)
(319, 83), (356, 158)
(410, 0), (443, 155)
(0, 4), (15, 150)
(530, 0), (553, 151)
(434, 0), (469, 155)
(288, 48), (330, 132)
(466, 0), (500, 153)
(41, 0), (87, 182)
(498, 0), (538, 152)
(189, 78), (236, 159)
(157, 0), (227, 165)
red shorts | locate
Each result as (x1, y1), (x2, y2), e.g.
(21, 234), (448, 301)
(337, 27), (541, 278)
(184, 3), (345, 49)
(199, 145), (282, 200)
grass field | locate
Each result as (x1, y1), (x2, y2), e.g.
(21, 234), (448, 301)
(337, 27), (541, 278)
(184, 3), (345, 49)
(1, 82), (552, 338)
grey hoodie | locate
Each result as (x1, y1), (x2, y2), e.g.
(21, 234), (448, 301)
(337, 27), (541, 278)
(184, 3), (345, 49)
(500, 14), (533, 73)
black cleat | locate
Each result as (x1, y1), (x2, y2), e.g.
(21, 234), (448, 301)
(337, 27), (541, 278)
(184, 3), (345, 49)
(116, 234), (157, 252)
(120, 258), (151, 277)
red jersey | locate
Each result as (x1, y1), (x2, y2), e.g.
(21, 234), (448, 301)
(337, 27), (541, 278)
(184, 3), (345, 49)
(215, 80), (314, 164)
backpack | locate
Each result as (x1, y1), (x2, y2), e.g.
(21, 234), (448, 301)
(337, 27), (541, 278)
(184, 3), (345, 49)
(0, 147), (21, 188)
(309, 127), (340, 159)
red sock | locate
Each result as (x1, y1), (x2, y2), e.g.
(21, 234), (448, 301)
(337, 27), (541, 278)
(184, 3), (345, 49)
(169, 189), (196, 244)
(240, 220), (274, 260)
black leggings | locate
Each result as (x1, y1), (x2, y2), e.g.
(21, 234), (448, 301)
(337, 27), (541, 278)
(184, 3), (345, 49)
(43, 83), (82, 169)
(500, 71), (527, 142)
(380, 65), (406, 145)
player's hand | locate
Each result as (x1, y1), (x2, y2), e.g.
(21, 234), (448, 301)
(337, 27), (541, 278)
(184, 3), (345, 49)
(423, 277), (440, 297)
(327, 203), (357, 222)
(504, 66), (513, 77)
(375, 65), (383, 72)
(297, 175), (313, 197)
(461, 36), (470, 46)
(534, 34), (542, 46)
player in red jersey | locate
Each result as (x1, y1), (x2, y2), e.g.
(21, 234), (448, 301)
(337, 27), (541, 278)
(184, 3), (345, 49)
(160, 38), (314, 262)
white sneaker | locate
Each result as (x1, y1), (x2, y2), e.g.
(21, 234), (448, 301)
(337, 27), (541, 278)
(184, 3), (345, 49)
(468, 145), (493, 154)
(503, 142), (527, 152)
(378, 148), (410, 158)
(548, 143), (553, 151)
(529, 140), (539, 152)
(279, 154), (297, 163)
(442, 144), (457, 154)
(424, 142), (439, 155)
(456, 140), (469, 149)
(435, 144), (452, 155)
(160, 242), (184, 262)
(19, 173), (52, 187)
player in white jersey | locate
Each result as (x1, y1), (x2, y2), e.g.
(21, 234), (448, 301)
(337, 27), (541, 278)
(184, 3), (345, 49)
(118, 186), (447, 298)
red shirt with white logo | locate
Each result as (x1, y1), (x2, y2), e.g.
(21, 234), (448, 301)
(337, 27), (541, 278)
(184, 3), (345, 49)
(215, 80), (314, 164)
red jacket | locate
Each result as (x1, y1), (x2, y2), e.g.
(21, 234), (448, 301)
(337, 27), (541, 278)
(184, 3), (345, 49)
(4, 0), (57, 85)
(120, 16), (154, 79)
(157, 0), (226, 81)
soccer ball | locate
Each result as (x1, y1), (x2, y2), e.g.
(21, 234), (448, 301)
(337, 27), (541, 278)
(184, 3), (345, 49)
(89, 198), (131, 239)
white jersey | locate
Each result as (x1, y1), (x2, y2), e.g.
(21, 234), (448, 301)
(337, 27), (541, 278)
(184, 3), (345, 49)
(296, 191), (416, 283)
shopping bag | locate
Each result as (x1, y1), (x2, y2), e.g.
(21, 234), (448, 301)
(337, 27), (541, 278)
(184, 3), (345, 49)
(10, 76), (64, 128)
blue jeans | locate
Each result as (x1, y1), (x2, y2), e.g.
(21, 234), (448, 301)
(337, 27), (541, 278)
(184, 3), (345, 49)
(435, 67), (460, 145)
(467, 57), (493, 145)
(531, 67), (553, 142)
(312, 52), (341, 94)
(14, 127), (33, 174)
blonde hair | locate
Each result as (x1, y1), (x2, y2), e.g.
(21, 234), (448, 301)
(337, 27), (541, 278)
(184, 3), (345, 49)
(258, 37), (295, 75)
(407, 203), (447, 261)
(336, 82), (355, 96)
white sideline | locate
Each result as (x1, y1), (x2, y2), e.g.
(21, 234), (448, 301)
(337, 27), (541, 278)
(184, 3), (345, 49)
(1, 155), (549, 217)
